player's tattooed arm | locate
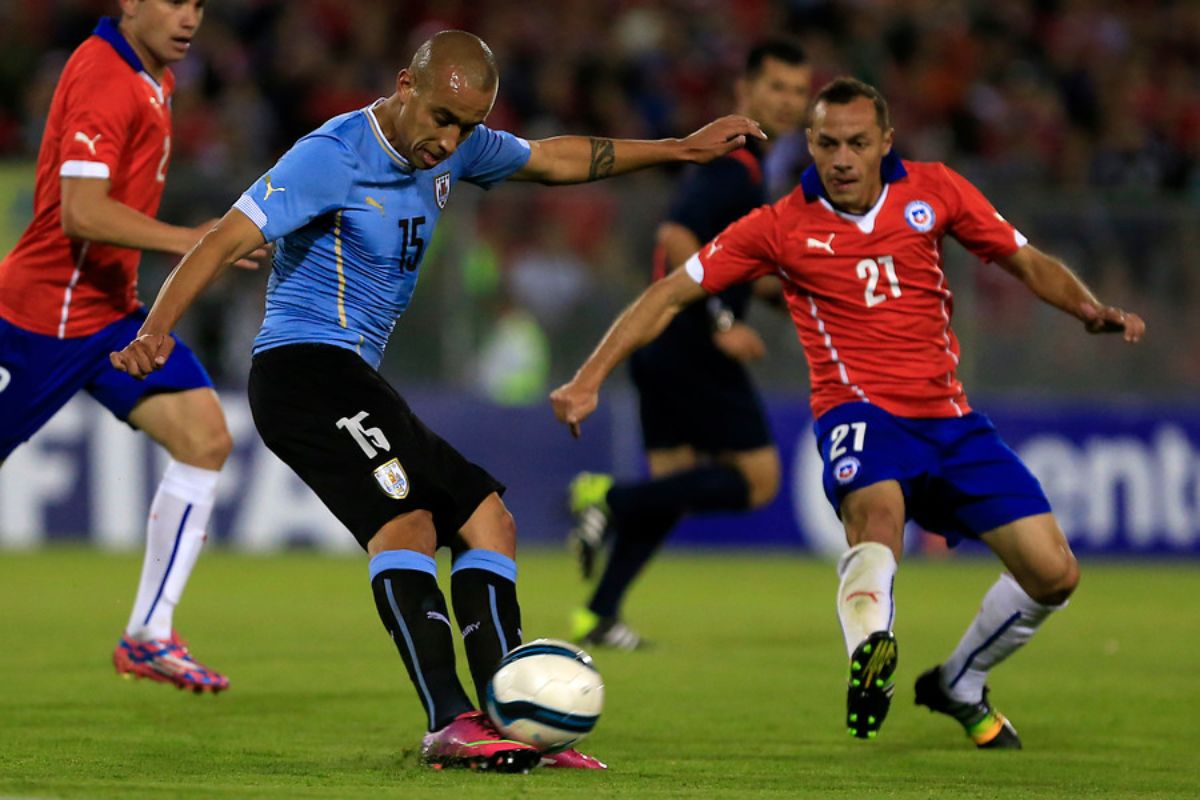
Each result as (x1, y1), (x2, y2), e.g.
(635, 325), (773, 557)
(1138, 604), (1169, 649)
(512, 116), (765, 184)
(587, 138), (615, 181)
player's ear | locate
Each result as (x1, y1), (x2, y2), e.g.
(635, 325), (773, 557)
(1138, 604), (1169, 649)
(396, 69), (415, 100)
(880, 127), (895, 156)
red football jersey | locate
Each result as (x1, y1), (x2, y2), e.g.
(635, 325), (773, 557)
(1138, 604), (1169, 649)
(686, 155), (1027, 419)
(0, 19), (175, 338)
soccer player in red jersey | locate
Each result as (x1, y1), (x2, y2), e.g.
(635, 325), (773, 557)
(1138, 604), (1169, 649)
(0, 0), (261, 693)
(551, 77), (1144, 748)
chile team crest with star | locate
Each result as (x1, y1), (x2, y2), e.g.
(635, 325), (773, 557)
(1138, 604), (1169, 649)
(834, 456), (861, 485)
(904, 200), (935, 232)
(434, 172), (451, 209)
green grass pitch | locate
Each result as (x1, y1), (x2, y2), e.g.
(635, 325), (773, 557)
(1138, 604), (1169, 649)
(1, 548), (1197, 799)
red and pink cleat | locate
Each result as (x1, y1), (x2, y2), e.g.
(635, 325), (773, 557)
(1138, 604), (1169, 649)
(113, 631), (229, 694)
(421, 711), (542, 772)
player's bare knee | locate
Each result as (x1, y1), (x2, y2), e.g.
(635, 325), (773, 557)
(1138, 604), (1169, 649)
(744, 466), (779, 509)
(368, 510), (436, 556)
(1043, 552), (1079, 605)
(734, 450), (781, 509)
(1023, 550), (1079, 605)
(458, 494), (518, 556)
(174, 424), (233, 470)
(490, 503), (518, 547)
(841, 492), (902, 541)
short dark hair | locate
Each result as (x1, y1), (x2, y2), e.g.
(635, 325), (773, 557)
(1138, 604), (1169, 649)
(812, 77), (890, 130)
(745, 38), (808, 78)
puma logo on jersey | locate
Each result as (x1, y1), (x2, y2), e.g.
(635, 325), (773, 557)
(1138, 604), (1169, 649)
(366, 196), (385, 214)
(806, 233), (836, 254)
(263, 175), (286, 201)
(73, 131), (101, 156)
(707, 238), (724, 257)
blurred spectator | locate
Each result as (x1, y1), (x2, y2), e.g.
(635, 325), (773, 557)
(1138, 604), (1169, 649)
(1, 0), (1195, 397)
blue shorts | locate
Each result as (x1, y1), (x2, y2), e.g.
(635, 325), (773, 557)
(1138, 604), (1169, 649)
(814, 402), (1051, 546)
(0, 309), (213, 459)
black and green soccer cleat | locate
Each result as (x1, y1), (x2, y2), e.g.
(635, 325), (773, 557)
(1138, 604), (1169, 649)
(569, 608), (647, 651)
(566, 472), (614, 579)
(846, 630), (898, 739)
(914, 665), (1022, 749)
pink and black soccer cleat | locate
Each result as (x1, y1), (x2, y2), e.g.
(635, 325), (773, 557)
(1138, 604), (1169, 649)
(540, 747), (608, 769)
(113, 631), (230, 694)
(421, 710), (542, 773)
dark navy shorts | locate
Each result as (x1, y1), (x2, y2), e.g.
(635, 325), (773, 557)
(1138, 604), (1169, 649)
(814, 401), (1051, 546)
(0, 308), (213, 459)
(630, 346), (772, 453)
(248, 344), (505, 549)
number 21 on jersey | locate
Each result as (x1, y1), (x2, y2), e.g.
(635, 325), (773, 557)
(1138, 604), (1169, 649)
(856, 255), (900, 308)
(829, 421), (867, 459)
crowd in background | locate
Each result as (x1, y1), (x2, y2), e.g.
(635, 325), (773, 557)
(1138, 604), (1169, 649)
(0, 0), (1196, 397)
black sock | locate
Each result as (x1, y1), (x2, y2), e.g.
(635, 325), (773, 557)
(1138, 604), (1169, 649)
(589, 464), (750, 618)
(450, 550), (522, 709)
(369, 551), (473, 731)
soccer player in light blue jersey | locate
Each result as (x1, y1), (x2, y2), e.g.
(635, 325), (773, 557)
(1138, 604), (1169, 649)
(112, 30), (765, 772)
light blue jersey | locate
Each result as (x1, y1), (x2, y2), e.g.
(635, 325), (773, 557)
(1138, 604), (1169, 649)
(234, 101), (531, 368)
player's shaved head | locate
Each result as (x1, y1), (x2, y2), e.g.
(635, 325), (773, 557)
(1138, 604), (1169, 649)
(409, 30), (498, 95)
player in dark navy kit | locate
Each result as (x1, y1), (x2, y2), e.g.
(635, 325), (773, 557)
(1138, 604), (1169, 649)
(0, 0), (266, 694)
(112, 30), (764, 771)
(566, 40), (812, 650)
(553, 77), (1144, 749)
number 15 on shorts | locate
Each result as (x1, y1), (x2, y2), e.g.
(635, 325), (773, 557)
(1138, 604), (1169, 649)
(829, 422), (867, 459)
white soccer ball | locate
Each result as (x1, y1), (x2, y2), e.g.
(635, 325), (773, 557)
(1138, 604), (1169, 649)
(486, 638), (604, 752)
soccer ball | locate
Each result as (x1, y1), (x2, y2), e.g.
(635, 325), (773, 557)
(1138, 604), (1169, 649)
(486, 638), (604, 752)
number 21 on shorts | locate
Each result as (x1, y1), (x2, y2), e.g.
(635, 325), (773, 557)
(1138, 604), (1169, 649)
(829, 421), (867, 459)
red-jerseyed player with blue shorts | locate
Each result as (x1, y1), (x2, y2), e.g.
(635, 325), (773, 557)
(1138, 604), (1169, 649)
(0, 1), (263, 693)
(551, 77), (1145, 749)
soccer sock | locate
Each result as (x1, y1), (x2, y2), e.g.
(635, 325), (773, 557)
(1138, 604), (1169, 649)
(836, 541), (897, 658)
(939, 572), (1062, 704)
(370, 551), (474, 731)
(587, 464), (750, 619)
(605, 463), (751, 531)
(450, 550), (522, 708)
(125, 460), (219, 641)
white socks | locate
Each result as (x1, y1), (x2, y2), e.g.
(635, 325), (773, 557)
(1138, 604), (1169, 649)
(940, 573), (1061, 703)
(125, 460), (220, 641)
(836, 542), (897, 657)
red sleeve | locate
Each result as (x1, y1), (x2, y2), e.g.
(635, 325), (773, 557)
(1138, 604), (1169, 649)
(57, 68), (135, 180)
(683, 204), (779, 293)
(941, 164), (1028, 262)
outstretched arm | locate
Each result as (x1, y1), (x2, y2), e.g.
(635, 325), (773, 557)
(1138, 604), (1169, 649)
(658, 222), (766, 362)
(995, 244), (1145, 343)
(109, 209), (267, 378)
(550, 268), (709, 437)
(61, 178), (269, 269)
(512, 115), (766, 184)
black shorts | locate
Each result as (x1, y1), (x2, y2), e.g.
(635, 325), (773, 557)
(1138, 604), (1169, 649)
(629, 342), (772, 453)
(248, 344), (504, 549)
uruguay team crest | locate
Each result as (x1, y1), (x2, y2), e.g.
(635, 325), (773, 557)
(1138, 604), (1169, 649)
(373, 458), (410, 499)
(434, 172), (451, 209)
(833, 456), (861, 485)
(904, 200), (935, 232)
